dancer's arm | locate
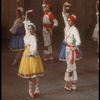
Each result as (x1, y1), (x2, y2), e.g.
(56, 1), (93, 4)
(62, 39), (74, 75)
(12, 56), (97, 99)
(24, 9), (33, 33)
(25, 9), (33, 21)
(42, 0), (47, 12)
(43, 0), (46, 4)
(16, 0), (20, 8)
(62, 2), (71, 27)
(96, 0), (99, 12)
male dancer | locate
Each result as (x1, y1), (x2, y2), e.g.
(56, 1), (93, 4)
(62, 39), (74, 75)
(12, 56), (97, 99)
(63, 2), (82, 90)
(42, 0), (58, 60)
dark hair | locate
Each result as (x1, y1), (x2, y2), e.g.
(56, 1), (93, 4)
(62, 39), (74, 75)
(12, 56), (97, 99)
(28, 25), (35, 30)
(49, 6), (52, 11)
(16, 9), (22, 15)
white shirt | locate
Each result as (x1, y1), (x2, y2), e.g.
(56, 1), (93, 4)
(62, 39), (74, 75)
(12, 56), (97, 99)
(42, 4), (58, 27)
(65, 25), (81, 46)
(62, 12), (81, 46)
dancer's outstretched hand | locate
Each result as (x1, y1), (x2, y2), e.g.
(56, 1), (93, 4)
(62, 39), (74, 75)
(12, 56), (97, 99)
(16, 0), (20, 2)
(26, 9), (33, 13)
(64, 2), (71, 6)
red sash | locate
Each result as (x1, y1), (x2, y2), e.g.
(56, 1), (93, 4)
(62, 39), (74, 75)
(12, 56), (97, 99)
(66, 44), (82, 64)
(43, 24), (52, 28)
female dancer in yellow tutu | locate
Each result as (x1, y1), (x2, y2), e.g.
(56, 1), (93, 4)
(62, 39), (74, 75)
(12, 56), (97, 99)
(18, 9), (44, 98)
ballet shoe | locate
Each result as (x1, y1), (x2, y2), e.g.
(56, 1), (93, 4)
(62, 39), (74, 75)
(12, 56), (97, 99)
(29, 90), (34, 98)
(34, 89), (40, 96)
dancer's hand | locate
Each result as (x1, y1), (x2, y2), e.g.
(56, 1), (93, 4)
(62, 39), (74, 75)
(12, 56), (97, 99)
(64, 2), (71, 10)
(16, 0), (20, 2)
(70, 46), (77, 51)
(26, 9), (33, 13)
(27, 51), (31, 56)
(64, 2), (71, 6)
(47, 28), (52, 31)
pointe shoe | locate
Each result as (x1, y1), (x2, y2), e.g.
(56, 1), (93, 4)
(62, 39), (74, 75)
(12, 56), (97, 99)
(12, 60), (17, 66)
(34, 89), (40, 96)
(29, 90), (34, 98)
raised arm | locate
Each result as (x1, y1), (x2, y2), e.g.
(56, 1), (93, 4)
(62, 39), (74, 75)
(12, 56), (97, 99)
(62, 2), (71, 27)
(42, 0), (47, 12)
(96, 0), (99, 12)
(16, 0), (20, 8)
(63, 2), (66, 15)
(63, 2), (71, 14)
(25, 9), (33, 21)
(43, 0), (46, 4)
(24, 9), (33, 33)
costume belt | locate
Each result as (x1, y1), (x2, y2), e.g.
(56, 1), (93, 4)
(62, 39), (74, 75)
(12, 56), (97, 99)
(66, 43), (82, 64)
(43, 24), (52, 28)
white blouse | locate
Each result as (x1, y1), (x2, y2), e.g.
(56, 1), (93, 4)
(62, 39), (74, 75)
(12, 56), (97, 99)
(10, 18), (23, 34)
(24, 20), (37, 55)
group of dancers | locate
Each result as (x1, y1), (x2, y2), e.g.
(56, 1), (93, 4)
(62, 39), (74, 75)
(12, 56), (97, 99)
(9, 0), (99, 98)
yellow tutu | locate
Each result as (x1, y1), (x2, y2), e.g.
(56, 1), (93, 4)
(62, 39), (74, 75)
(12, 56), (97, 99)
(18, 45), (44, 78)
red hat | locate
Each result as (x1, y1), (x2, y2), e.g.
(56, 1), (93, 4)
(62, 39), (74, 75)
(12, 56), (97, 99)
(47, 4), (53, 10)
(67, 14), (76, 22)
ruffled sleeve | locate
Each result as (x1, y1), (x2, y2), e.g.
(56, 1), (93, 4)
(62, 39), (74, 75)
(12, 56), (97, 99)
(29, 36), (37, 55)
(23, 20), (31, 34)
(10, 18), (23, 34)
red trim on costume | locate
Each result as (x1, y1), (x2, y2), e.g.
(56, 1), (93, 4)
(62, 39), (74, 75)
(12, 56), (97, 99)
(75, 49), (81, 58)
(43, 24), (52, 28)
(49, 13), (55, 20)
(47, 4), (53, 10)
(24, 45), (27, 48)
(67, 15), (76, 22)
(66, 44), (82, 64)
(66, 44), (74, 64)
(66, 44), (74, 47)
(43, 11), (55, 20)
(71, 51), (74, 64)
(65, 27), (74, 42)
(72, 82), (76, 85)
(18, 72), (44, 77)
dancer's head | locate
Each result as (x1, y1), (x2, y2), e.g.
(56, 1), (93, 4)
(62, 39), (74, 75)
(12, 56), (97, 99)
(16, 7), (24, 18)
(16, 9), (22, 18)
(45, 4), (53, 12)
(27, 23), (36, 35)
(67, 14), (76, 27)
